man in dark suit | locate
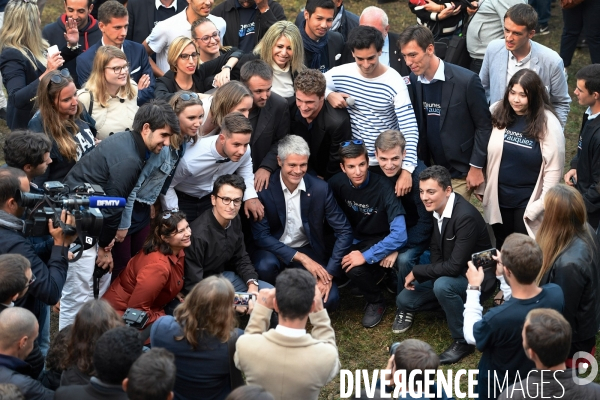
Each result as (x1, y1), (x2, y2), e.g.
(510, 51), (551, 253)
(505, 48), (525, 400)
(294, 0), (358, 42)
(398, 25), (492, 200)
(240, 60), (290, 192)
(76, 1), (155, 105)
(211, 0), (286, 53)
(340, 7), (410, 78)
(298, 0), (344, 74)
(126, 0), (188, 44)
(395, 166), (494, 365)
(291, 69), (350, 179)
(251, 135), (353, 311)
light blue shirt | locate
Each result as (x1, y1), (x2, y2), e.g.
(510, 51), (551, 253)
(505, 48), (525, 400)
(380, 34), (390, 67)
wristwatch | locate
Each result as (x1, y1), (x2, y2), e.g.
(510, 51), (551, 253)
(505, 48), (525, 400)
(247, 279), (259, 287)
(221, 65), (232, 71)
(467, 285), (481, 292)
(67, 43), (81, 51)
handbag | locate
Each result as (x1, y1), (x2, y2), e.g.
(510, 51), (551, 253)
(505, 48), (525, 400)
(560, 0), (585, 9)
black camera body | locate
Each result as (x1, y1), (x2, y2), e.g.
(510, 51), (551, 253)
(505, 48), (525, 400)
(123, 308), (149, 329)
(17, 181), (105, 239)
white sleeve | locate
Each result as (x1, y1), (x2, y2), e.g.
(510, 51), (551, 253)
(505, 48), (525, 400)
(145, 21), (167, 54)
(162, 158), (189, 210)
(463, 289), (483, 345)
(324, 69), (337, 99)
(393, 82), (419, 173)
(236, 150), (258, 200)
(497, 274), (512, 301)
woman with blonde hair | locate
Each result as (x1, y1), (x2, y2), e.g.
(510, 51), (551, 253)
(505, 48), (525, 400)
(151, 276), (243, 400)
(477, 69), (564, 249)
(28, 69), (95, 185)
(536, 184), (600, 366)
(113, 92), (204, 280)
(77, 45), (138, 140)
(201, 81), (252, 135)
(233, 21), (305, 101)
(0, 0), (78, 129)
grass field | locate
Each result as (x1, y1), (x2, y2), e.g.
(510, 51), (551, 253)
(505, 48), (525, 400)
(13, 0), (599, 398)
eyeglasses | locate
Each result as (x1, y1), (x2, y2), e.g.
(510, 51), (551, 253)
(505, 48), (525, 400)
(179, 52), (199, 60)
(340, 139), (364, 147)
(162, 209), (179, 219)
(26, 273), (36, 288)
(194, 31), (219, 44)
(49, 69), (71, 85)
(216, 195), (243, 207)
(105, 63), (129, 74)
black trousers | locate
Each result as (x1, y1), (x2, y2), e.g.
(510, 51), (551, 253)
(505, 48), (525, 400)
(560, 0), (600, 67)
(175, 190), (212, 223)
(491, 207), (527, 250)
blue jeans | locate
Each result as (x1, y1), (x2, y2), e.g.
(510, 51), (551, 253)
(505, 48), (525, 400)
(395, 244), (429, 296)
(251, 247), (340, 312)
(396, 274), (468, 340)
(221, 271), (274, 292)
(528, 0), (551, 25)
(37, 305), (50, 357)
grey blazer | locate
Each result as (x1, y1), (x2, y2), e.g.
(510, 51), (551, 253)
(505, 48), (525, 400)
(479, 38), (570, 127)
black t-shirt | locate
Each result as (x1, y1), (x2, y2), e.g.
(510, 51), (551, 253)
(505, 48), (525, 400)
(497, 115), (542, 209)
(422, 81), (460, 177)
(473, 283), (564, 400)
(236, 0), (257, 53)
(328, 171), (405, 242)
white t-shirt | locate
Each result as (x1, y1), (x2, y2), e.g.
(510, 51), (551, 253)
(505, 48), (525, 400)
(146, 8), (226, 74)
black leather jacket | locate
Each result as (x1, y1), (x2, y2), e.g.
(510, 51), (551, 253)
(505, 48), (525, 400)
(540, 228), (600, 343)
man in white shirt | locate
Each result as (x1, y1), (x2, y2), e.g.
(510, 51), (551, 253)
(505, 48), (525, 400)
(162, 112), (264, 223)
(143, 0), (226, 76)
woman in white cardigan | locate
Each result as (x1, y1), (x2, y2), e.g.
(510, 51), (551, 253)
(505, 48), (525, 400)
(476, 69), (565, 249)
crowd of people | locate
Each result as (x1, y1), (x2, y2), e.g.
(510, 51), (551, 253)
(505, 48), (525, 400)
(0, 0), (598, 398)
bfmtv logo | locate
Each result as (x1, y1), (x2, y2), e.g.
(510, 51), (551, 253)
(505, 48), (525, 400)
(572, 351), (599, 385)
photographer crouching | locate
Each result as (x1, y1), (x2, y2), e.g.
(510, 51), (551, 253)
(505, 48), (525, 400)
(59, 99), (179, 330)
(0, 167), (77, 379)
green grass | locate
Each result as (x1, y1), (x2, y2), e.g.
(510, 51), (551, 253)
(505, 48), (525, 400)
(27, 0), (600, 398)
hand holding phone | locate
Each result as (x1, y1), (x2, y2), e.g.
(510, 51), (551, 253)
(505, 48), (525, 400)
(472, 248), (497, 271)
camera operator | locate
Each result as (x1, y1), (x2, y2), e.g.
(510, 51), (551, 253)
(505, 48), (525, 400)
(59, 99), (179, 330)
(0, 167), (76, 378)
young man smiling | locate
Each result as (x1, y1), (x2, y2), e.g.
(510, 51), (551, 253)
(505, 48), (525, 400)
(299, 0), (344, 74)
(395, 165), (493, 365)
(329, 140), (407, 328)
(163, 112), (264, 223)
(291, 68), (351, 179)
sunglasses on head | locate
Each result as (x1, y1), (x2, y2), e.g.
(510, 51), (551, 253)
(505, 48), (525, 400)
(162, 209), (179, 220)
(340, 139), (364, 148)
(49, 69), (71, 85)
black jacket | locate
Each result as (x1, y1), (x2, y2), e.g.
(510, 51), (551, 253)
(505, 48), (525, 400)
(42, 14), (102, 87)
(62, 131), (148, 247)
(409, 61), (492, 176)
(294, 5), (358, 42)
(249, 91), (290, 172)
(290, 101), (351, 179)
(540, 230), (600, 345)
(126, 0), (188, 44)
(155, 48), (243, 101)
(571, 114), (600, 228)
(185, 210), (258, 293)
(0, 354), (53, 400)
(211, 0), (286, 48)
(54, 379), (128, 400)
(413, 194), (495, 293)
(303, 30), (345, 73)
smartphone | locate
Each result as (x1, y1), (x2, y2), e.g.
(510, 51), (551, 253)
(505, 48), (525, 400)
(472, 248), (497, 270)
(47, 45), (59, 56)
(570, 176), (577, 185)
(234, 292), (256, 307)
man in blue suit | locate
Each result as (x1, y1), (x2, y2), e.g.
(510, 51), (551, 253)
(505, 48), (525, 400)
(251, 135), (353, 311)
(76, 1), (155, 106)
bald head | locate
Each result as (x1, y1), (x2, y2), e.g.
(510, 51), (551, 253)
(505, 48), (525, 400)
(359, 6), (389, 37)
(0, 307), (38, 358)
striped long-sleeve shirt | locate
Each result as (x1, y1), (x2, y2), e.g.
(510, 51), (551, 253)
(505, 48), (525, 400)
(325, 63), (419, 173)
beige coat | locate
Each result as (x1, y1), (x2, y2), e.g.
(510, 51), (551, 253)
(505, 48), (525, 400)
(477, 106), (565, 237)
(234, 303), (340, 400)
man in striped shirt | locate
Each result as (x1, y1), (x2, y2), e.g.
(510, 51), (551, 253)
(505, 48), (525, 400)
(325, 26), (419, 198)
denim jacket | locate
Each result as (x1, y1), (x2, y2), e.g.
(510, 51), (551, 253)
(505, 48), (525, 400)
(118, 145), (180, 230)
